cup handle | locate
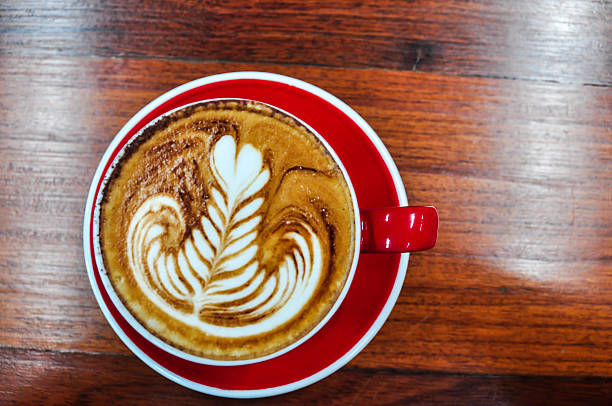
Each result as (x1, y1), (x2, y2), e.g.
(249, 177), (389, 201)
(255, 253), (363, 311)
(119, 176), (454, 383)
(360, 206), (438, 253)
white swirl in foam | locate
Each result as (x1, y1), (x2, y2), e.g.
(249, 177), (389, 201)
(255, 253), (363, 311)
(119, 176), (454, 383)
(126, 135), (323, 338)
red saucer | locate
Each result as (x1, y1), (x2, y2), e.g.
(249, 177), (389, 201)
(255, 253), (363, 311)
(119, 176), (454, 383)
(84, 73), (407, 397)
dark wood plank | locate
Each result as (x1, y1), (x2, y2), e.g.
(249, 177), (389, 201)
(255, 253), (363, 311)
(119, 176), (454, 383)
(1, 0), (610, 85)
(1, 348), (611, 405)
(1, 56), (610, 380)
(2, 1), (611, 403)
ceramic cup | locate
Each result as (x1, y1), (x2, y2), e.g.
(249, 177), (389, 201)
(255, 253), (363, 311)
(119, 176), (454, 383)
(83, 72), (438, 397)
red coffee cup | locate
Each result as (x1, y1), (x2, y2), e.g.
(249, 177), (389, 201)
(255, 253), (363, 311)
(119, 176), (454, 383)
(84, 72), (438, 397)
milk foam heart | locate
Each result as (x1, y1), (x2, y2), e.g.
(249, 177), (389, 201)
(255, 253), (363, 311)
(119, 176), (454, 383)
(126, 135), (324, 337)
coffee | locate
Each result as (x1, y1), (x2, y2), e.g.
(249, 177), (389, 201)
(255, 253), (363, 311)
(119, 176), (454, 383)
(99, 100), (356, 360)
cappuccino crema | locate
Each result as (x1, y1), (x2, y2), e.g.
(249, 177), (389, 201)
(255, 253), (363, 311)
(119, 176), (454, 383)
(99, 100), (356, 360)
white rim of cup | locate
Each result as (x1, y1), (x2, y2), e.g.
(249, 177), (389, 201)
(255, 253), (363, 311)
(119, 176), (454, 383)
(91, 98), (362, 366)
(83, 72), (409, 398)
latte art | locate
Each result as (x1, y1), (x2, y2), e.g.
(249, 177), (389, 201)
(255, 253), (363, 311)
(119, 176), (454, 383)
(127, 135), (324, 337)
(99, 100), (356, 360)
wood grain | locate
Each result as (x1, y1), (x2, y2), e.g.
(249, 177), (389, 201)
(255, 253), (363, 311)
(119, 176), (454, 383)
(1, 0), (610, 85)
(2, 348), (611, 405)
(1, 0), (611, 403)
(1, 55), (610, 376)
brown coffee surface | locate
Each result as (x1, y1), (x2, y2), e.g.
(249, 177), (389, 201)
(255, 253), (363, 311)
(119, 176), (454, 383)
(99, 100), (355, 360)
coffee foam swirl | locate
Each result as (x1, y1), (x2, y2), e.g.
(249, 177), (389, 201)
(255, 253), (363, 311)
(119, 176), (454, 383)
(100, 100), (356, 360)
(126, 135), (323, 337)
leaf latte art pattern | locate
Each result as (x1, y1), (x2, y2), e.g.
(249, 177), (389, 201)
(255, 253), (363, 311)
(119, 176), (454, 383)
(127, 135), (324, 338)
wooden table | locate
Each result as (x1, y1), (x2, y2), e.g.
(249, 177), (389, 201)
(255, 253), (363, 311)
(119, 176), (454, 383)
(1, 1), (610, 404)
